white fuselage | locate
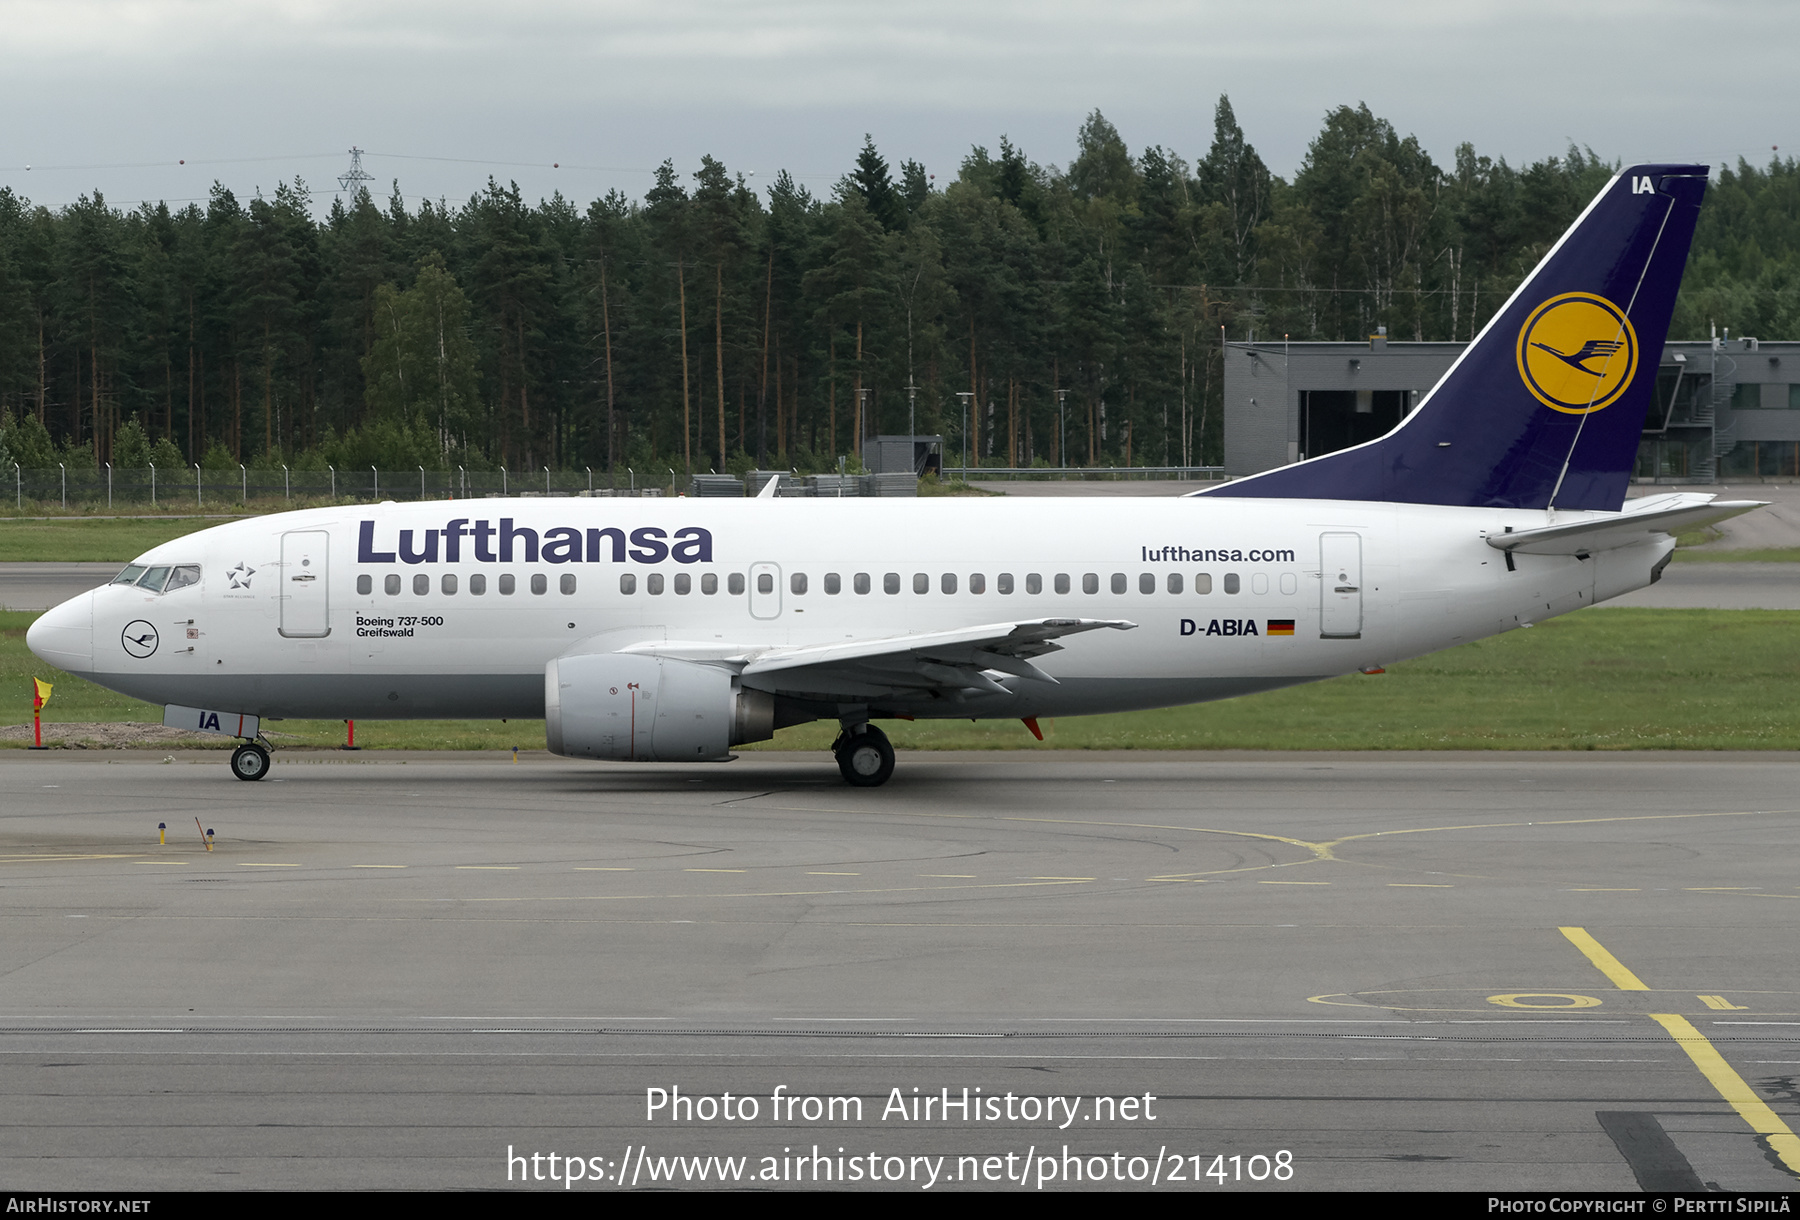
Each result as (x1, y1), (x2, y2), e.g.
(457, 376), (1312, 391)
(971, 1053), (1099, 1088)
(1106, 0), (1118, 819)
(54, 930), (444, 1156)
(28, 495), (1671, 726)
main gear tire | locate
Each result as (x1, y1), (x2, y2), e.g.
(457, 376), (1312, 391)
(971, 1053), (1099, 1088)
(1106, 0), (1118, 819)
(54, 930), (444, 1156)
(833, 724), (895, 788)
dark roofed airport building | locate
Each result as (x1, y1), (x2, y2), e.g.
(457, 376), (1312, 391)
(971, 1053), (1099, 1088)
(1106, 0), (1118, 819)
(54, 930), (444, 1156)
(1224, 331), (1800, 484)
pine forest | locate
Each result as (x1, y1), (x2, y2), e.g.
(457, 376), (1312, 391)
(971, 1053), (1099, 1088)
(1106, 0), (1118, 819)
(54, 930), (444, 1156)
(2, 98), (1797, 491)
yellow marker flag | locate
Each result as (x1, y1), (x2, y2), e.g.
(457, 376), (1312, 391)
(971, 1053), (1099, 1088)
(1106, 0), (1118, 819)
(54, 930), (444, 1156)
(33, 678), (52, 711)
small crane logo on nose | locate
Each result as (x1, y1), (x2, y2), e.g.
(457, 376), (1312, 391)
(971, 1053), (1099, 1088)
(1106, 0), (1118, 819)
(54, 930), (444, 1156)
(122, 621), (159, 659)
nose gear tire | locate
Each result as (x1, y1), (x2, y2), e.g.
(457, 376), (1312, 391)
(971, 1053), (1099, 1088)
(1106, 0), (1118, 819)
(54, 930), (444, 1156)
(231, 743), (271, 781)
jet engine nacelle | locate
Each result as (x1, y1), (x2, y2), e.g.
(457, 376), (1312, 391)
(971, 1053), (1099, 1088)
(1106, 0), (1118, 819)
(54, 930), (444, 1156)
(544, 652), (774, 762)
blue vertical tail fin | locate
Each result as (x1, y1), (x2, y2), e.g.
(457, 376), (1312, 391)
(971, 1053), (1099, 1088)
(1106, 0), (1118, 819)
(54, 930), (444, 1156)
(1204, 164), (1708, 511)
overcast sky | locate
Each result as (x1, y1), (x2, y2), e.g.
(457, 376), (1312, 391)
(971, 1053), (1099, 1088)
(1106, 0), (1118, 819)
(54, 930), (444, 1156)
(3, 0), (1793, 215)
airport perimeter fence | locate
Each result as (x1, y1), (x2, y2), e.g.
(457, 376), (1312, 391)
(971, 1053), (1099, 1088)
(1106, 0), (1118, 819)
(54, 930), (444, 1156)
(7, 463), (1230, 510)
(7, 464), (672, 509)
(942, 465), (1226, 482)
(698, 471), (918, 497)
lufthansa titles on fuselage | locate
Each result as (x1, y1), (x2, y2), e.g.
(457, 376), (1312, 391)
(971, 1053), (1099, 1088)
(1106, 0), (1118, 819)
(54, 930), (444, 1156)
(358, 519), (714, 566)
(1140, 545), (1296, 564)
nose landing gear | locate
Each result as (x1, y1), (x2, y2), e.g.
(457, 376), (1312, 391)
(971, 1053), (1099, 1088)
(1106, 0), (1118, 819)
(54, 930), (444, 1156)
(231, 741), (271, 782)
(833, 723), (895, 787)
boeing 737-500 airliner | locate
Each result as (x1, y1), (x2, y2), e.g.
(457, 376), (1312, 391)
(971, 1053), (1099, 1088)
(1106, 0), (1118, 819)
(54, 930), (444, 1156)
(27, 163), (1762, 786)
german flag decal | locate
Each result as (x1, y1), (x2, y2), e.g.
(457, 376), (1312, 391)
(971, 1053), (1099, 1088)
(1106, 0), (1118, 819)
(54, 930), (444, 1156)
(1266, 620), (1295, 636)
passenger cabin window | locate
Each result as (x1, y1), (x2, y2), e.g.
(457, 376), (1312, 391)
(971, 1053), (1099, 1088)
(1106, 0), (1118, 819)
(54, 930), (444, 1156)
(1111, 573), (1127, 594)
(470, 574), (487, 595)
(1224, 573), (1241, 594)
(757, 572), (774, 594)
(442, 574), (457, 595)
(620, 573), (637, 594)
(531, 574), (547, 595)
(884, 573), (900, 595)
(1194, 573), (1212, 594)
(1252, 573), (1269, 595)
(824, 573), (841, 594)
(942, 573), (957, 594)
(561, 574), (577, 595)
(728, 573), (745, 595)
(499, 574), (516, 595)
(413, 574), (429, 595)
(790, 572), (807, 595)
(1139, 573), (1155, 595)
(702, 573), (718, 595)
(1025, 573), (1041, 595)
(385, 574), (402, 596)
(969, 573), (985, 594)
(1054, 574), (1069, 594)
(1082, 573), (1098, 595)
(674, 573), (691, 595)
(647, 574), (664, 595)
(1167, 573), (1183, 595)
(357, 575), (372, 595)
(912, 573), (928, 594)
(854, 573), (871, 595)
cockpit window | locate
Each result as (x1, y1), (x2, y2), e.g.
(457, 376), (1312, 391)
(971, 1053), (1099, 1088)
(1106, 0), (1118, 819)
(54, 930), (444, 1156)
(117, 563), (200, 593)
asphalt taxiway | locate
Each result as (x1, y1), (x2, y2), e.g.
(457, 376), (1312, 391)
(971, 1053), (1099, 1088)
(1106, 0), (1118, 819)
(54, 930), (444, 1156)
(1, 750), (1796, 1192)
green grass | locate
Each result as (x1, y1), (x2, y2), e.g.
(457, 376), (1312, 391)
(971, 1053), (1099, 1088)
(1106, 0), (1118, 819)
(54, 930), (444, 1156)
(1, 504), (1795, 562)
(1670, 546), (1800, 563)
(0, 515), (256, 562)
(6, 607), (1798, 751)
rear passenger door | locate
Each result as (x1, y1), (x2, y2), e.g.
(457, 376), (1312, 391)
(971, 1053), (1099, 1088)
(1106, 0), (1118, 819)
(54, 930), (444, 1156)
(1319, 532), (1362, 639)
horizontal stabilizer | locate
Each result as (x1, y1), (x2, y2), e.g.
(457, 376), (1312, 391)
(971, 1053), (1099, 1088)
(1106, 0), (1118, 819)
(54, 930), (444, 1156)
(1486, 494), (1764, 556)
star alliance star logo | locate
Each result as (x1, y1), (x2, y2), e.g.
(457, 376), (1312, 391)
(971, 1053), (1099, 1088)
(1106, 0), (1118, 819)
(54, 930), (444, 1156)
(227, 562), (255, 590)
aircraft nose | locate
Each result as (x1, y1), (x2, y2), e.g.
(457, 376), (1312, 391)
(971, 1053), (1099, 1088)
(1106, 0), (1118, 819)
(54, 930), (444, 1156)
(28, 590), (95, 676)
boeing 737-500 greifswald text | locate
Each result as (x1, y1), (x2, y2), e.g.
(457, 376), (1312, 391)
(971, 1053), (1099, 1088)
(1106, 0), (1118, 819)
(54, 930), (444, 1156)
(26, 163), (1762, 785)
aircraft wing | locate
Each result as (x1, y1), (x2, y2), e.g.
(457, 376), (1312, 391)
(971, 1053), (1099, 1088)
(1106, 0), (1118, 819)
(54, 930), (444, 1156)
(1486, 494), (1766, 556)
(625, 618), (1135, 699)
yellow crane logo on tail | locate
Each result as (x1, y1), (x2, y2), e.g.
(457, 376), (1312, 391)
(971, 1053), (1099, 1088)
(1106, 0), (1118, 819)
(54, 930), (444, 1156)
(1516, 292), (1639, 414)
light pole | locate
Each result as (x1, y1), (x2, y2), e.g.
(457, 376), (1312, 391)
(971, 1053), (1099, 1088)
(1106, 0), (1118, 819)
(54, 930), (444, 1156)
(1056, 389), (1069, 469)
(194, 463), (201, 507)
(239, 463), (246, 504)
(856, 388), (870, 462)
(149, 462), (155, 507)
(956, 392), (973, 476)
(59, 462), (65, 509)
(105, 462), (112, 508)
(282, 463), (289, 501)
(906, 379), (918, 476)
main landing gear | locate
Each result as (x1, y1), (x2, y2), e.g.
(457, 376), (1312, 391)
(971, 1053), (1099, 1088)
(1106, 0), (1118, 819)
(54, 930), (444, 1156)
(231, 741), (271, 782)
(833, 723), (895, 788)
